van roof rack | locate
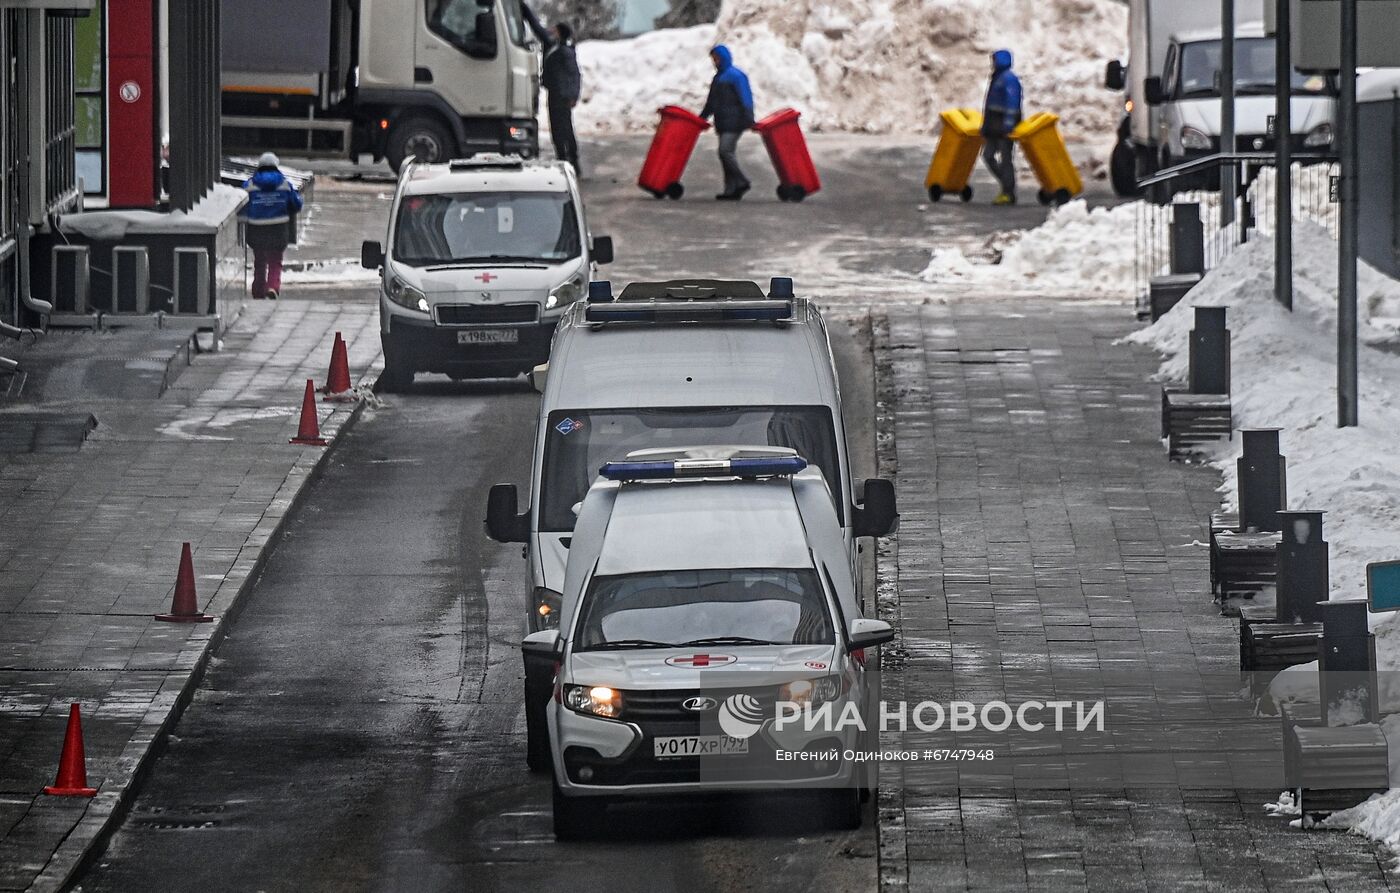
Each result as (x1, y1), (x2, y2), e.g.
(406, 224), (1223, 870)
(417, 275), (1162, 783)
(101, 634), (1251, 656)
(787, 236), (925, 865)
(584, 277), (796, 324)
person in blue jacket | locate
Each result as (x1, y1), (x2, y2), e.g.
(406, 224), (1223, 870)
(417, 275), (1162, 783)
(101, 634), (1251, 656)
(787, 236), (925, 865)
(239, 152), (303, 299)
(700, 44), (755, 201)
(981, 49), (1023, 206)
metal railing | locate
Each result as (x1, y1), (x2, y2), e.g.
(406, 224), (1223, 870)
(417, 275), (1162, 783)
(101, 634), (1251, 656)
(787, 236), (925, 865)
(1134, 152), (1338, 308)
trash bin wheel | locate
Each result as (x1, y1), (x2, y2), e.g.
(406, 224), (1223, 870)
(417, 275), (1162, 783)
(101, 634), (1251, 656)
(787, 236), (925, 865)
(1037, 190), (1052, 206)
(777, 185), (791, 202)
(646, 189), (664, 199)
(959, 186), (973, 203)
(666, 182), (684, 200)
(927, 185), (944, 202)
(788, 186), (807, 202)
(1053, 188), (1071, 206)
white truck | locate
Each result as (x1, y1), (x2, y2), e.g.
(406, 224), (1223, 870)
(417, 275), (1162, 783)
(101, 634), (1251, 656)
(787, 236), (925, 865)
(221, 0), (540, 171)
(1104, 0), (1336, 195)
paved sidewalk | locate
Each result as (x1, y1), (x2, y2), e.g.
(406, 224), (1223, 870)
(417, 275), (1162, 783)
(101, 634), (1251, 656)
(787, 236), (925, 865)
(875, 301), (1394, 892)
(0, 298), (380, 891)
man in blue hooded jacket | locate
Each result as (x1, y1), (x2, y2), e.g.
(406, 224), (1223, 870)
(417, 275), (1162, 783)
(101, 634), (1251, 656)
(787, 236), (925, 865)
(981, 49), (1023, 206)
(239, 152), (303, 299)
(700, 45), (755, 200)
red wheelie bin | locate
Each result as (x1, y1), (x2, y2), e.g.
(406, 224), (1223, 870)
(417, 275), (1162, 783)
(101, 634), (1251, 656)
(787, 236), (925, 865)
(638, 105), (710, 199)
(754, 108), (820, 202)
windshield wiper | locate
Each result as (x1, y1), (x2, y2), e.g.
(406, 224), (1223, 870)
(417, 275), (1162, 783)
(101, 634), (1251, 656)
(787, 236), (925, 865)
(452, 254), (551, 265)
(586, 639), (675, 651)
(677, 636), (781, 647)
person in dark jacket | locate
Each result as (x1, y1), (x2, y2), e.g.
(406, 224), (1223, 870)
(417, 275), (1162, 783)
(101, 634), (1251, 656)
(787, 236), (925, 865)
(699, 44), (755, 200)
(239, 152), (303, 300)
(524, 6), (582, 174)
(981, 49), (1023, 205)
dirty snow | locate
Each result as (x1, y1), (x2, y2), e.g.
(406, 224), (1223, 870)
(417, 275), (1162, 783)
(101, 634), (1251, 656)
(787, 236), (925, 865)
(571, 0), (1126, 148)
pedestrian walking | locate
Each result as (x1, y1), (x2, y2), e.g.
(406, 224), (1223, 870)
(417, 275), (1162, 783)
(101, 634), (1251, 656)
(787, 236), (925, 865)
(239, 152), (303, 300)
(981, 48), (1023, 206)
(525, 6), (582, 175)
(699, 44), (755, 201)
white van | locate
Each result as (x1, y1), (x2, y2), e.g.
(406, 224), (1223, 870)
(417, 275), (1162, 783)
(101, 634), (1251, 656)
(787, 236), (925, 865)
(486, 278), (898, 771)
(360, 154), (612, 390)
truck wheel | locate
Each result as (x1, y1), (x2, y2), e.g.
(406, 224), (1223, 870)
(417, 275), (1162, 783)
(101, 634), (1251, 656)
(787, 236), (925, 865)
(927, 185), (943, 202)
(387, 117), (455, 171)
(1110, 141), (1138, 196)
(524, 665), (552, 774)
(553, 780), (605, 840)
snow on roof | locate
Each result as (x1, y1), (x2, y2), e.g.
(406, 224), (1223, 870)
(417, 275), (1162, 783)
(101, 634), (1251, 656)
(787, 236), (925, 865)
(57, 184), (246, 241)
(1359, 68), (1400, 103)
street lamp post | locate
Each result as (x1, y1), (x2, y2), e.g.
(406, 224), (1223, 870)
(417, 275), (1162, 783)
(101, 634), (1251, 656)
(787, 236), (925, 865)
(1222, 0), (1237, 229)
(1338, 0), (1358, 427)
(1274, 0), (1292, 310)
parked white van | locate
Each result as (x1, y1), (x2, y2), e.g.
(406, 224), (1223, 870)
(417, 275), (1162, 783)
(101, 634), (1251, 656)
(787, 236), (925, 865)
(360, 154), (612, 390)
(485, 278), (898, 771)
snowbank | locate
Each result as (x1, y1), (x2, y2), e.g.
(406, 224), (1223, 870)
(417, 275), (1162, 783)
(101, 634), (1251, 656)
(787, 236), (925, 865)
(918, 199), (1139, 298)
(571, 0), (1126, 145)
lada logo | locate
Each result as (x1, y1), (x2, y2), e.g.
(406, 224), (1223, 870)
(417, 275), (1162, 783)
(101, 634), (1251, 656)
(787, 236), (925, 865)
(681, 696), (718, 712)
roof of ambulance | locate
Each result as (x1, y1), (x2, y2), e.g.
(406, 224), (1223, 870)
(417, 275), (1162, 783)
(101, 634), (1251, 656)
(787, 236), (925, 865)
(593, 477), (814, 575)
(548, 301), (837, 409)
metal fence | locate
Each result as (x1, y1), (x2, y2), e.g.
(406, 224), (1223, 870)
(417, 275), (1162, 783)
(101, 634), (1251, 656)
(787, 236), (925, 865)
(1134, 158), (1339, 308)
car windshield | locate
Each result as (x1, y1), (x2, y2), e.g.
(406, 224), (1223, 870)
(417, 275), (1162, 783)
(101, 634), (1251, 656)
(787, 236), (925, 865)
(1178, 38), (1337, 98)
(393, 191), (581, 266)
(574, 569), (834, 651)
(540, 406), (843, 531)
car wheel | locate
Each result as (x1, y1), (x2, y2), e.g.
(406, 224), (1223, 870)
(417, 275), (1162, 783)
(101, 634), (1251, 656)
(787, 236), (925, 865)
(386, 116), (455, 172)
(525, 665), (552, 774)
(552, 779), (604, 840)
(1109, 140), (1138, 197)
(822, 786), (862, 830)
(377, 339), (414, 394)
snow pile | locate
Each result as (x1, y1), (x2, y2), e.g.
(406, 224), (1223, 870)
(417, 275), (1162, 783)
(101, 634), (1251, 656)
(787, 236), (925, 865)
(919, 199), (1140, 298)
(572, 0), (1126, 143)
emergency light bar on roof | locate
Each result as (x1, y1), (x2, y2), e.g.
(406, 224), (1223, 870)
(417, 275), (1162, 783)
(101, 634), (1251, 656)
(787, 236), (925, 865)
(584, 277), (796, 324)
(448, 154), (526, 171)
(599, 456), (808, 481)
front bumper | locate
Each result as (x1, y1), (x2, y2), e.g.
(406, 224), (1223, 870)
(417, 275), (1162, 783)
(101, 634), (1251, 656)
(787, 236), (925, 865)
(382, 310), (558, 377)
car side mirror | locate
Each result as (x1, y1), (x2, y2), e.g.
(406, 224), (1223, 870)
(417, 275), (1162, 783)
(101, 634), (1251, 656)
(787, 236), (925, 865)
(1144, 75), (1166, 106)
(1105, 59), (1125, 91)
(530, 362), (549, 393)
(361, 240), (383, 270)
(486, 483), (530, 543)
(853, 478), (898, 537)
(847, 617), (894, 652)
(467, 11), (498, 59)
(591, 235), (614, 265)
(522, 629), (563, 660)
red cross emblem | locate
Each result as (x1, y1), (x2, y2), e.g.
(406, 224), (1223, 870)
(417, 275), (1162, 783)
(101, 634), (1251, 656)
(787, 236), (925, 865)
(475, 272), (497, 283)
(665, 653), (736, 668)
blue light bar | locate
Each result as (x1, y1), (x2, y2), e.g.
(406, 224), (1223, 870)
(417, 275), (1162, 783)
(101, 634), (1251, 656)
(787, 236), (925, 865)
(584, 298), (793, 324)
(600, 456), (808, 481)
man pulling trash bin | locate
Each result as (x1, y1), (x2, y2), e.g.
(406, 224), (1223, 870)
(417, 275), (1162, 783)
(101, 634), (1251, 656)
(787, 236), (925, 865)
(981, 48), (1022, 206)
(700, 44), (755, 201)
(524, 5), (582, 175)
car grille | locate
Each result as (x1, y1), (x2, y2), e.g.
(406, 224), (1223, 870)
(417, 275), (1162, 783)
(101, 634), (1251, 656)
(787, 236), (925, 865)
(435, 303), (538, 325)
(623, 687), (782, 721)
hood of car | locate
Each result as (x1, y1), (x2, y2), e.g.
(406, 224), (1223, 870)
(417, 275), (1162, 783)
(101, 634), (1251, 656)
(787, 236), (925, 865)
(396, 263), (576, 296)
(566, 644), (841, 688)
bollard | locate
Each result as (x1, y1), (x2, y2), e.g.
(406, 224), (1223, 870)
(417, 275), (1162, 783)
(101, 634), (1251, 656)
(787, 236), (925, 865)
(1170, 203), (1205, 275)
(111, 246), (151, 314)
(173, 247), (211, 315)
(1188, 306), (1230, 395)
(1238, 429), (1287, 532)
(1149, 273), (1202, 321)
(51, 245), (91, 315)
(1275, 511), (1327, 623)
(1317, 597), (1378, 726)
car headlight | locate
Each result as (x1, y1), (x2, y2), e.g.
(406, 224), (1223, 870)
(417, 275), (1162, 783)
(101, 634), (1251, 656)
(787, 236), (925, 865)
(533, 587), (561, 628)
(545, 275), (586, 311)
(1304, 123), (1333, 147)
(563, 683), (623, 718)
(779, 675), (843, 708)
(386, 274), (429, 313)
(1179, 126), (1212, 152)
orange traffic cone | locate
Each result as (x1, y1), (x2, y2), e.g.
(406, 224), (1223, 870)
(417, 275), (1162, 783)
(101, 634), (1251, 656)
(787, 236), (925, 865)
(290, 379), (328, 446)
(322, 332), (354, 400)
(43, 703), (98, 797)
(155, 542), (214, 623)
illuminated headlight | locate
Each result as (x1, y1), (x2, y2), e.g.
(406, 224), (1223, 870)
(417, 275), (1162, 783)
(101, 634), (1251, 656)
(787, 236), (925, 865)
(563, 683), (623, 718)
(545, 275), (586, 311)
(386, 274), (429, 313)
(778, 675), (842, 707)
(533, 587), (561, 628)
(1304, 123), (1333, 147)
(1179, 127), (1212, 152)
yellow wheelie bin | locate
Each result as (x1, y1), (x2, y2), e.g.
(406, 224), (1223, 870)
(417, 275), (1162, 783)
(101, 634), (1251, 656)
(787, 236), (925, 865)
(924, 108), (983, 203)
(1011, 112), (1082, 206)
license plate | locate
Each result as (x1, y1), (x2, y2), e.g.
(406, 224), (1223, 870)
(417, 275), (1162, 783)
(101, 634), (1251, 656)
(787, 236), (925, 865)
(653, 735), (750, 759)
(457, 328), (519, 344)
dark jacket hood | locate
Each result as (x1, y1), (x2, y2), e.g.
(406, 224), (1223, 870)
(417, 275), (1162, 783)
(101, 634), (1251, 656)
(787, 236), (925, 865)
(252, 168), (286, 190)
(992, 49), (1013, 72)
